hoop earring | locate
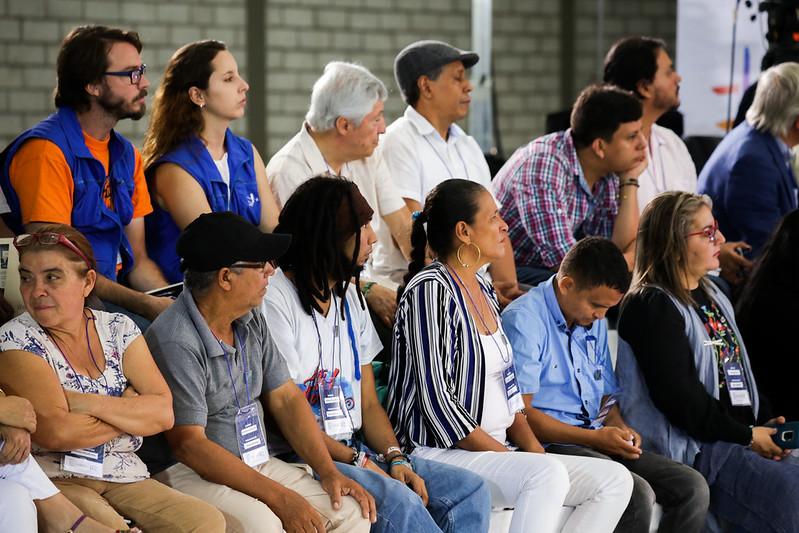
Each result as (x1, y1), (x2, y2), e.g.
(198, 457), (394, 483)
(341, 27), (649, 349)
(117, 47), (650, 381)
(456, 242), (481, 268)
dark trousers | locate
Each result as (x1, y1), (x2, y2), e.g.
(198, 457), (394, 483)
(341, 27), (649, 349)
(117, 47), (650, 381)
(694, 441), (799, 533)
(547, 444), (709, 533)
(516, 265), (556, 287)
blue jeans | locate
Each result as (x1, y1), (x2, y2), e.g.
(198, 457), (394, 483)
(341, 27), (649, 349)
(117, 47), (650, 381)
(334, 455), (491, 533)
(694, 440), (799, 533)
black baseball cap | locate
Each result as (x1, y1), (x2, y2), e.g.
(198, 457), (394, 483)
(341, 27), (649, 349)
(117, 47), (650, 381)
(394, 40), (479, 102)
(177, 212), (291, 272)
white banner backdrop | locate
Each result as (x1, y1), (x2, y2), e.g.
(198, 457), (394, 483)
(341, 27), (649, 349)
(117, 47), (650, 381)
(677, 0), (767, 136)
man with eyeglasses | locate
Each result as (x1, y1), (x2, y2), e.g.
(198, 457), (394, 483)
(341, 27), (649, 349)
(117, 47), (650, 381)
(0, 25), (170, 328)
(142, 211), (375, 532)
(502, 237), (709, 533)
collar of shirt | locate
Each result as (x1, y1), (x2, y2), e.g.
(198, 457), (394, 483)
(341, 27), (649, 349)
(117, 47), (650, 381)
(563, 129), (615, 199)
(404, 105), (467, 146)
(773, 132), (795, 167)
(298, 122), (352, 178)
(178, 289), (255, 359)
(541, 275), (571, 333)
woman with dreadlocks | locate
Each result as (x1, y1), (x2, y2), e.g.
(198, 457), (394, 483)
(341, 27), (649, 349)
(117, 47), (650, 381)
(262, 176), (492, 533)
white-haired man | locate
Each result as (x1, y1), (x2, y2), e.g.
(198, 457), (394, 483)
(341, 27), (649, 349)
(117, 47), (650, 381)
(698, 62), (799, 257)
(267, 61), (410, 330)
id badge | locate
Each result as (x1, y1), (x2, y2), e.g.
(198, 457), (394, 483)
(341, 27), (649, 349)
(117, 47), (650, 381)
(503, 364), (525, 412)
(591, 395), (618, 429)
(320, 380), (353, 440)
(723, 361), (752, 407)
(61, 444), (105, 478)
(235, 403), (269, 468)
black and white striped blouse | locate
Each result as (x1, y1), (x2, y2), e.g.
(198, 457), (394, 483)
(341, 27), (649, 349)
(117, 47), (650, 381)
(387, 261), (500, 451)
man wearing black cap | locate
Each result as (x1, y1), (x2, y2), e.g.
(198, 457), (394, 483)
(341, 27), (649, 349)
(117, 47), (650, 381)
(142, 212), (375, 532)
(382, 40), (523, 305)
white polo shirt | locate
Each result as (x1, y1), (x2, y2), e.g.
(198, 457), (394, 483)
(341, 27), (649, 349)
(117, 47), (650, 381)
(381, 106), (492, 204)
(638, 123), (697, 211)
(266, 124), (407, 287)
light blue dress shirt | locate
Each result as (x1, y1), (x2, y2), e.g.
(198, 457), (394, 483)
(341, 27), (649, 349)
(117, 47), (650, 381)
(501, 275), (618, 428)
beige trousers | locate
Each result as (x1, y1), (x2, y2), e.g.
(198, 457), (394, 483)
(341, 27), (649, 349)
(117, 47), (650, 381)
(55, 477), (226, 532)
(154, 459), (370, 533)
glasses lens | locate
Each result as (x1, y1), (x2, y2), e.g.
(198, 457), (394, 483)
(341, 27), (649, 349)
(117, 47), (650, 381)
(14, 234), (34, 246)
(39, 233), (60, 245)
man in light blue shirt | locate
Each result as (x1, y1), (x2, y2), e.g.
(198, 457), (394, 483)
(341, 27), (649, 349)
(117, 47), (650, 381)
(503, 237), (709, 533)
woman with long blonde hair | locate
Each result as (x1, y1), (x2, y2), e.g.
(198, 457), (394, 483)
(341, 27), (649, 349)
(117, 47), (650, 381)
(616, 190), (799, 532)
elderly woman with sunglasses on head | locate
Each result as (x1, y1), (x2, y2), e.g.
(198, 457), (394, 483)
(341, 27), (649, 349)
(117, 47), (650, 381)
(616, 191), (799, 533)
(0, 224), (226, 532)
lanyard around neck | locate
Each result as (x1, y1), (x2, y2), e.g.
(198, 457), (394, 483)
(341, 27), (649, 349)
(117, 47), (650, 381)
(217, 329), (251, 409)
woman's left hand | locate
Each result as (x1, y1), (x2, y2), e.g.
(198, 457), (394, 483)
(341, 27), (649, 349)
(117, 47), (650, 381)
(63, 390), (93, 414)
(389, 462), (429, 506)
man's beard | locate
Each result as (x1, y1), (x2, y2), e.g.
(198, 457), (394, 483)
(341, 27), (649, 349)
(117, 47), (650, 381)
(97, 86), (147, 121)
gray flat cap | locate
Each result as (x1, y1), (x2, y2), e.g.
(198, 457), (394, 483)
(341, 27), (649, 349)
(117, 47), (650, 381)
(394, 40), (479, 103)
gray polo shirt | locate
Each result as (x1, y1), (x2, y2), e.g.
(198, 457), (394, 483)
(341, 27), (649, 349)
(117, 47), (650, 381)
(145, 290), (291, 458)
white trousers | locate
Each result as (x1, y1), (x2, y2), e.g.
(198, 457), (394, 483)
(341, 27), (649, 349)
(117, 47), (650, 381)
(0, 450), (60, 533)
(412, 446), (632, 533)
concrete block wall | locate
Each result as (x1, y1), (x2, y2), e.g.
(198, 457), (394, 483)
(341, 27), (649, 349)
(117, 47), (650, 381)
(0, 0), (676, 161)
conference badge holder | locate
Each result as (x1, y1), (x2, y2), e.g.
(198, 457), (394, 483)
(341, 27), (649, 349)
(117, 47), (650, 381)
(61, 444), (105, 478)
(320, 379), (353, 440)
(236, 403), (270, 468)
(503, 364), (525, 412)
(723, 361), (752, 407)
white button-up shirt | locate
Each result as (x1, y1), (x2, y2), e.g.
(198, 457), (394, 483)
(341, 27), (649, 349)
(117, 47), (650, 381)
(638, 123), (698, 211)
(381, 106), (492, 204)
(266, 124), (407, 287)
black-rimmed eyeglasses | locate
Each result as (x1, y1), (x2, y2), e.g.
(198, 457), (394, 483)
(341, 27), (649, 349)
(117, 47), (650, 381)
(104, 64), (146, 85)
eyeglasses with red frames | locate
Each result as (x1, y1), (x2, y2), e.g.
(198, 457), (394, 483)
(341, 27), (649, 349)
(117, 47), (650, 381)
(13, 233), (93, 269)
(104, 64), (147, 85)
(685, 220), (720, 243)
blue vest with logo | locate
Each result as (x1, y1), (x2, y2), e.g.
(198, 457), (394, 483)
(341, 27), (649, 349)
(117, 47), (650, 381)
(145, 129), (261, 282)
(0, 107), (137, 281)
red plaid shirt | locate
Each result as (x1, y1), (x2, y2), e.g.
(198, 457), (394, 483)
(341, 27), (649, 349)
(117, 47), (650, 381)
(493, 130), (619, 269)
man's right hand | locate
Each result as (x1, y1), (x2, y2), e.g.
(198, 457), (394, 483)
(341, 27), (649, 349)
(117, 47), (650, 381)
(272, 487), (329, 533)
(319, 470), (377, 524)
(590, 426), (642, 459)
(0, 395), (37, 433)
(0, 425), (31, 465)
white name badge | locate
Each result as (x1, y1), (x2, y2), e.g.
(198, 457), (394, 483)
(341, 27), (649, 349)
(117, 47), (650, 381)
(236, 403), (269, 468)
(320, 380), (354, 440)
(503, 364), (525, 412)
(62, 444), (105, 478)
(723, 361), (752, 407)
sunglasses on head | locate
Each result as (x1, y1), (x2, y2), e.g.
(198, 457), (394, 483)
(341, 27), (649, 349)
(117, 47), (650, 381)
(13, 233), (93, 269)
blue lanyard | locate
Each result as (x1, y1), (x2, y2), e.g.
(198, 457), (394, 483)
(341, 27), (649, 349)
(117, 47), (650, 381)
(219, 330), (251, 409)
(309, 296), (362, 382)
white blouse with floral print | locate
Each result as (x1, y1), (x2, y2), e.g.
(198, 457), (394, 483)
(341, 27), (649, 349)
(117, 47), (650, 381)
(0, 310), (149, 483)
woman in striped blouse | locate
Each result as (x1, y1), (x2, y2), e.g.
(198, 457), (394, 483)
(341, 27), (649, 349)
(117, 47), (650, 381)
(386, 179), (632, 533)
